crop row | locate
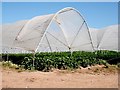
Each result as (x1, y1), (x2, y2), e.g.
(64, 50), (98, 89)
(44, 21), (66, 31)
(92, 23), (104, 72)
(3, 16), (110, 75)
(1, 50), (120, 71)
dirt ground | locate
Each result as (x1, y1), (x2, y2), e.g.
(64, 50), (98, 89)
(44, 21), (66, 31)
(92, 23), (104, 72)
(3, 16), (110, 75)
(1, 65), (119, 88)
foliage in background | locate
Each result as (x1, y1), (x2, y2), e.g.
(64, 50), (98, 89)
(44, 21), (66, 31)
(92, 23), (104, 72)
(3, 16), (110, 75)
(2, 50), (120, 71)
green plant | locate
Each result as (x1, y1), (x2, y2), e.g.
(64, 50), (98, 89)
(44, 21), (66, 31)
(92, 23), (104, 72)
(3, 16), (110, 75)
(1, 61), (19, 68)
(1, 50), (120, 71)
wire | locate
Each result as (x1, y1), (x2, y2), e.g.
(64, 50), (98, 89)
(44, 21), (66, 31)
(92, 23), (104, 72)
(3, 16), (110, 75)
(45, 34), (52, 52)
(46, 31), (69, 48)
(70, 21), (85, 47)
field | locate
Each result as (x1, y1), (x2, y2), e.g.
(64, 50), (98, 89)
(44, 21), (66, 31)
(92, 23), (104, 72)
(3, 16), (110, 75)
(1, 65), (119, 88)
(1, 50), (120, 88)
(2, 50), (120, 71)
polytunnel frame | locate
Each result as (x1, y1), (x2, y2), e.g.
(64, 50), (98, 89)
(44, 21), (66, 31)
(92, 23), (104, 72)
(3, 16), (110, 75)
(34, 7), (95, 53)
(13, 7), (95, 69)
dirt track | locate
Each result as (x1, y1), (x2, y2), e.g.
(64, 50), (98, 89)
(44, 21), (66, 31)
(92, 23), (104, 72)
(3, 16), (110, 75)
(1, 66), (118, 88)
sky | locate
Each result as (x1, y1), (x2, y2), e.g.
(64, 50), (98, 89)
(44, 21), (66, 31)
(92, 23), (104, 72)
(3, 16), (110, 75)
(2, 2), (118, 29)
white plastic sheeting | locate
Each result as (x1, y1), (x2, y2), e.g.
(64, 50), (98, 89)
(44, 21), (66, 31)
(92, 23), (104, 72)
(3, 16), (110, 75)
(97, 25), (118, 51)
(14, 7), (94, 52)
(2, 20), (28, 53)
(89, 28), (98, 50)
(0, 25), (2, 54)
(14, 14), (54, 52)
(1, 24), (119, 53)
(1, 8), (119, 53)
(89, 25), (118, 51)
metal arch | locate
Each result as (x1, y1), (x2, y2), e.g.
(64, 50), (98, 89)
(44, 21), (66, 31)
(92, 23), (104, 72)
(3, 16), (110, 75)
(71, 8), (95, 51)
(35, 8), (75, 52)
(85, 21), (95, 51)
(59, 7), (95, 51)
(16, 7), (95, 52)
(35, 7), (95, 52)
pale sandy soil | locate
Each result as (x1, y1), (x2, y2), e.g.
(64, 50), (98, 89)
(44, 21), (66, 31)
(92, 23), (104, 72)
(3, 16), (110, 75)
(1, 65), (119, 88)
(0, 67), (2, 90)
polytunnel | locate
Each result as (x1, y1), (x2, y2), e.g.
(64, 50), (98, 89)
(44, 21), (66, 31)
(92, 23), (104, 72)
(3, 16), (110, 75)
(13, 7), (94, 52)
(97, 25), (118, 51)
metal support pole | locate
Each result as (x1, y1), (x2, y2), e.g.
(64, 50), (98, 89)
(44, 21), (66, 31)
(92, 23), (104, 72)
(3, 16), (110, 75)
(6, 51), (8, 61)
(68, 47), (72, 57)
(70, 51), (73, 57)
(32, 52), (35, 70)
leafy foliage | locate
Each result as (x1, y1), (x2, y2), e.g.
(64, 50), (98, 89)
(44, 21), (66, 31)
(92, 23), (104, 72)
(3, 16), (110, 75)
(2, 50), (120, 71)
(1, 61), (19, 68)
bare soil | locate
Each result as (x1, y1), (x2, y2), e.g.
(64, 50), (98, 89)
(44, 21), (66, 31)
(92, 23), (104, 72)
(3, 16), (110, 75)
(1, 65), (118, 88)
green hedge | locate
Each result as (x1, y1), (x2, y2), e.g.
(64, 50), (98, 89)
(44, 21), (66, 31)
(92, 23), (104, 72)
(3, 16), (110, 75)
(1, 50), (120, 71)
